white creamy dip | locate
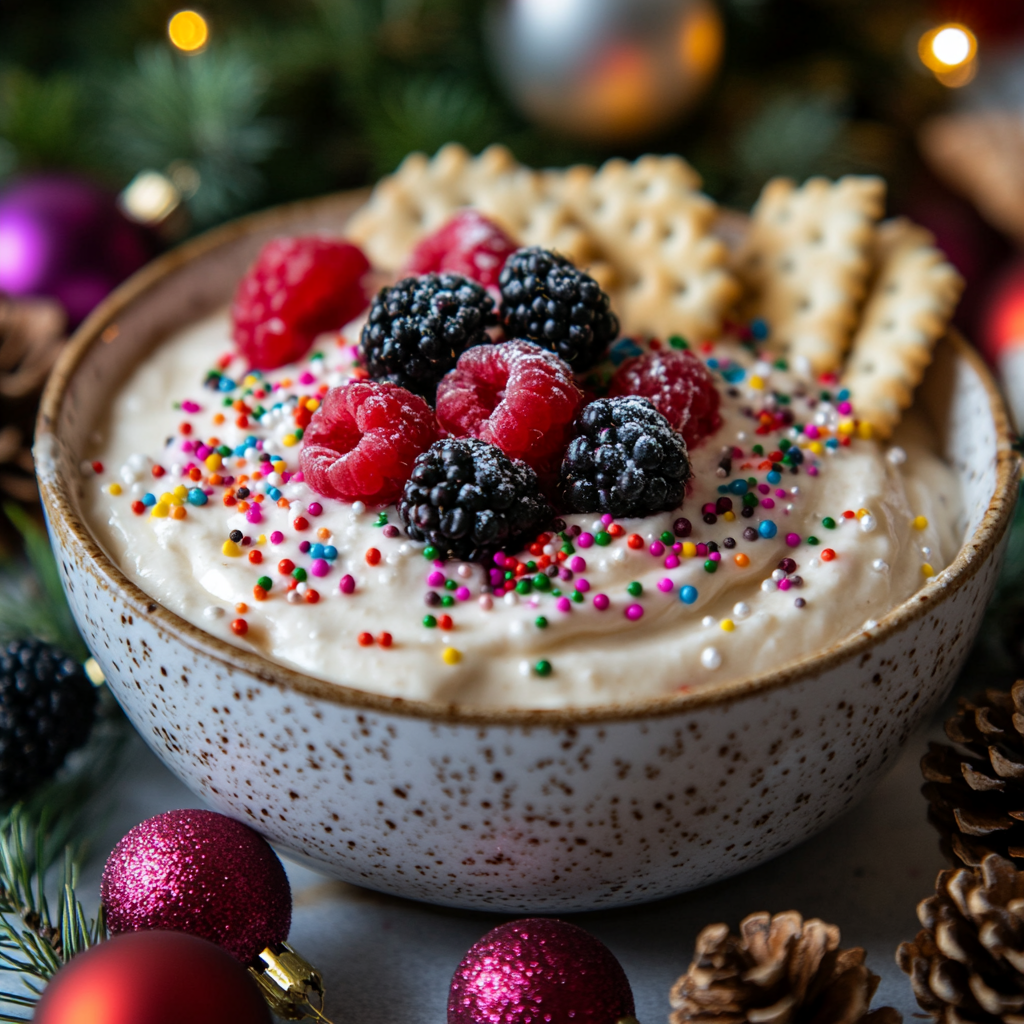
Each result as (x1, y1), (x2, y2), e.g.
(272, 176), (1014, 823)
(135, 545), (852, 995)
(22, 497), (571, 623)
(84, 312), (962, 708)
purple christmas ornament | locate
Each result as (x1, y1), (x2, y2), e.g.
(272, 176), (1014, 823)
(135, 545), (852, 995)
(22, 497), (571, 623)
(0, 174), (152, 325)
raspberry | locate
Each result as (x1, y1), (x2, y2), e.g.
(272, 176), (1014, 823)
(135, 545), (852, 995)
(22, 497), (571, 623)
(232, 237), (370, 370)
(299, 380), (439, 504)
(405, 211), (518, 291)
(609, 349), (722, 449)
(435, 341), (583, 482)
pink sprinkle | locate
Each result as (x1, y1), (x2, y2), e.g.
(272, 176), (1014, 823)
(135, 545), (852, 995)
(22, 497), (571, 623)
(569, 556), (586, 572)
(761, 498), (775, 509)
(307, 502), (322, 517)
(182, 400), (200, 413)
(593, 593), (610, 610)
(270, 531), (284, 544)
(649, 541), (665, 557)
(427, 571), (445, 586)
(311, 559), (329, 577)
(340, 574), (356, 594)
(479, 595), (493, 610)
(196, 444), (211, 459)
(757, 483), (770, 495)
(493, 552), (505, 566)
(672, 543), (682, 553)
(281, 472), (292, 483)
(786, 533), (801, 547)
(625, 603), (644, 621)
(246, 506), (262, 524)
(556, 597), (572, 613)
(455, 586), (470, 601)
(203, 487), (214, 496)
(434, 560), (446, 569)
(709, 551), (721, 562)
(778, 578), (792, 591)
(804, 424), (820, 439)
(837, 400), (852, 415)
(578, 532), (594, 548)
(181, 440), (195, 453)
(657, 578), (673, 593)
(696, 543), (708, 556)
(576, 578), (591, 593)
(299, 371), (316, 385)
(601, 514), (613, 525)
(664, 555), (680, 569)
(807, 465), (819, 477)
(293, 472), (304, 483)
(775, 488), (787, 498)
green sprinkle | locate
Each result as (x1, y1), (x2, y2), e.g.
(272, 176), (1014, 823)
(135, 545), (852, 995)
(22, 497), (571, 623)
(533, 574), (551, 591)
(595, 531), (612, 546)
(444, 579), (457, 591)
(535, 616), (548, 629)
(441, 595), (454, 607)
(534, 660), (552, 677)
(752, 445), (764, 456)
(822, 517), (836, 529)
(773, 359), (788, 371)
(571, 590), (584, 603)
(222, 397), (233, 407)
(776, 394), (790, 405)
(294, 428), (304, 440)
(423, 615), (437, 628)
(218, 445), (232, 456)
(551, 589), (562, 597)
(747, 477), (757, 487)
(257, 576), (272, 590)
(526, 560), (537, 572)
(742, 493), (758, 507)
(504, 571), (514, 580)
(820, 390), (833, 401)
(704, 560), (718, 573)
(807, 536), (820, 545)
(669, 334), (689, 349)
(561, 543), (575, 555)
(660, 531), (674, 545)
(292, 567), (307, 582)
(423, 545), (439, 560)
(627, 581), (642, 597)
(516, 579), (533, 595)
(375, 512), (388, 527)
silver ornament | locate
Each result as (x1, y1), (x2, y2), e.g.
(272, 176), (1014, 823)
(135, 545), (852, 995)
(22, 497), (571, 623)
(485, 0), (724, 143)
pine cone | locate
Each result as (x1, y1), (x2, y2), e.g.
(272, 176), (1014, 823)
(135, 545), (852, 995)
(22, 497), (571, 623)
(0, 294), (66, 504)
(897, 853), (1024, 1024)
(669, 911), (901, 1024)
(921, 682), (1024, 869)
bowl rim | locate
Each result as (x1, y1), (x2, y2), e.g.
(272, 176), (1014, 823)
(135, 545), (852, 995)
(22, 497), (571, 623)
(36, 189), (1022, 727)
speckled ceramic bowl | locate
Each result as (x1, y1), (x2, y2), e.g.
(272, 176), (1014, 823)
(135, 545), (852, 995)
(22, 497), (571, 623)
(35, 191), (1020, 912)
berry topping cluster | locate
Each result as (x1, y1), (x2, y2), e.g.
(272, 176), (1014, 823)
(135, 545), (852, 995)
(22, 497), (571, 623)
(228, 213), (725, 563)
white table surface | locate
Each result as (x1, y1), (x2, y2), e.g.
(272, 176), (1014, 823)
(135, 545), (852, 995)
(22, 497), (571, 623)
(74, 703), (957, 1023)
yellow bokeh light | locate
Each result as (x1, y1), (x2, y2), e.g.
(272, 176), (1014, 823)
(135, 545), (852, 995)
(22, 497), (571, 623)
(918, 23), (976, 74)
(168, 10), (209, 53)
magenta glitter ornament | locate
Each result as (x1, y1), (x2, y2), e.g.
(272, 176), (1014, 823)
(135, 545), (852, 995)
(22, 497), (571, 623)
(447, 918), (635, 1024)
(101, 809), (291, 963)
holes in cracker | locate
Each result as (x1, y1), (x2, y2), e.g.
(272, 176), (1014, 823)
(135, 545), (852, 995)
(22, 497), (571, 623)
(779, 256), (795, 274)
(673, 281), (689, 297)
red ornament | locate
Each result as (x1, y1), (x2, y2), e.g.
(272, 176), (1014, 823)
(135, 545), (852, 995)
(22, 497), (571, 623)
(34, 930), (271, 1024)
(101, 809), (291, 962)
(448, 918), (635, 1024)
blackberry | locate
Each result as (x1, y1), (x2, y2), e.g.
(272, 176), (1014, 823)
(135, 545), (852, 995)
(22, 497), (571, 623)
(398, 439), (551, 562)
(498, 248), (618, 371)
(560, 397), (691, 518)
(0, 639), (96, 801)
(360, 273), (496, 400)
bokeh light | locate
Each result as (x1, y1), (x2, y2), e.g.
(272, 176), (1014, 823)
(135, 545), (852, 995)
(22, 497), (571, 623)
(168, 10), (209, 53)
(918, 23), (977, 87)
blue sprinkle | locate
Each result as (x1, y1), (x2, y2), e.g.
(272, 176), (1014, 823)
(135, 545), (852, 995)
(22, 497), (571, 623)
(758, 520), (778, 539)
(767, 470), (781, 484)
(728, 479), (749, 495)
(246, 435), (258, 446)
(750, 318), (769, 340)
(217, 377), (236, 392)
(837, 388), (850, 401)
(608, 337), (644, 365)
(310, 543), (325, 559)
(187, 488), (208, 506)
(717, 484), (729, 494)
(268, 487), (282, 501)
(706, 358), (719, 370)
(723, 366), (746, 383)
(142, 493), (156, 506)
(679, 585), (699, 605)
(826, 438), (839, 449)
(323, 545), (338, 560)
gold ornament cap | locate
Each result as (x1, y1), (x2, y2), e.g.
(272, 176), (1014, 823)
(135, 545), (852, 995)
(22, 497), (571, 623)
(249, 941), (334, 1022)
